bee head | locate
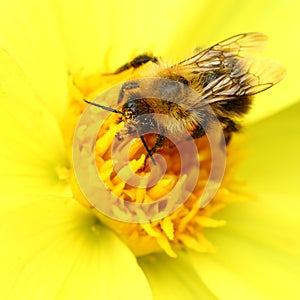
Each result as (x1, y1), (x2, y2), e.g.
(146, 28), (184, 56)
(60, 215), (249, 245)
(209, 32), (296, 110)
(122, 101), (135, 121)
(122, 99), (153, 122)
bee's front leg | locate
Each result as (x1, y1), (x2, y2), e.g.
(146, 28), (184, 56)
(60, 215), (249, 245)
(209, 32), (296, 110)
(142, 134), (165, 170)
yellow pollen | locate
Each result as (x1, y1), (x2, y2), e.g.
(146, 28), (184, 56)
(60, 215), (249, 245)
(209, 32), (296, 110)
(55, 164), (70, 181)
(64, 67), (247, 257)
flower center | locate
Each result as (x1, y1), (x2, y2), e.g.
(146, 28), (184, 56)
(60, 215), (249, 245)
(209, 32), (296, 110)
(63, 67), (243, 257)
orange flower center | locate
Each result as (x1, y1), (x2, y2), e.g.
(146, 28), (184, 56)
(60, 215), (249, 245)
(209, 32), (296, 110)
(63, 65), (245, 257)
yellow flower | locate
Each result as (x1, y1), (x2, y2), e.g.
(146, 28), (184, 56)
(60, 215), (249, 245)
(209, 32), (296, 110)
(0, 1), (300, 300)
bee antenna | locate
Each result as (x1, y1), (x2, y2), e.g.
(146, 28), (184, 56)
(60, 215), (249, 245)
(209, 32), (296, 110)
(84, 99), (124, 115)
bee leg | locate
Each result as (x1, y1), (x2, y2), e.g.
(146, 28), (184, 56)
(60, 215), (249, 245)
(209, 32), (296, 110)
(142, 134), (165, 170)
(149, 135), (165, 156)
(219, 117), (240, 145)
(191, 125), (205, 139)
(104, 54), (158, 75)
(190, 119), (237, 144)
(224, 131), (233, 144)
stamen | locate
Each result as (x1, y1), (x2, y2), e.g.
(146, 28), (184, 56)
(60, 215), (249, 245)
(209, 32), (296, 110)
(66, 70), (246, 258)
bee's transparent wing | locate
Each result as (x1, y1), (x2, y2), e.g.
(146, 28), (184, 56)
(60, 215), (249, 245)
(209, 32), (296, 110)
(196, 58), (285, 105)
(179, 32), (267, 70)
(174, 32), (285, 105)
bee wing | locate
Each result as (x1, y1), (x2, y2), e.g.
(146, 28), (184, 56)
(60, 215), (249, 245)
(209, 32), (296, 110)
(195, 57), (285, 105)
(173, 32), (285, 105)
(179, 32), (268, 71)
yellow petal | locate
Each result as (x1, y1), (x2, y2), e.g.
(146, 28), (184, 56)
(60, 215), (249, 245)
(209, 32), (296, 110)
(43, 0), (206, 73)
(188, 254), (266, 300)
(0, 49), (70, 196)
(189, 193), (300, 299)
(0, 3), (68, 120)
(0, 196), (152, 300)
(139, 253), (217, 300)
(238, 101), (300, 195)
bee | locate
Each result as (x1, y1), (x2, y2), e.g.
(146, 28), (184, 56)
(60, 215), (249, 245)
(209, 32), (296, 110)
(85, 32), (284, 164)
